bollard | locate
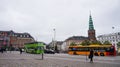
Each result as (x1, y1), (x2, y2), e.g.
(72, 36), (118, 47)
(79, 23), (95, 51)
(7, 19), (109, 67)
(42, 53), (44, 60)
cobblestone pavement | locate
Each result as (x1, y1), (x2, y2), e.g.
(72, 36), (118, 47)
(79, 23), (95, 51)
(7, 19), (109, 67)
(0, 51), (120, 67)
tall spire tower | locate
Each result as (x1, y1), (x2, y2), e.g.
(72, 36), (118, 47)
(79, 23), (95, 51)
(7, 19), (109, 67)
(88, 13), (96, 41)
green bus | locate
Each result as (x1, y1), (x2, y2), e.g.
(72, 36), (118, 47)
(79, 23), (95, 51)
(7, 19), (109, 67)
(24, 42), (44, 54)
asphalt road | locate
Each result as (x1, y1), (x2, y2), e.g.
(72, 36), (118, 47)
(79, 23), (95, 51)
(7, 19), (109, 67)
(0, 51), (120, 67)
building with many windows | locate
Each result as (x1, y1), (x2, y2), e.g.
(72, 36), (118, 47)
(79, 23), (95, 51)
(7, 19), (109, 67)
(97, 32), (120, 50)
(0, 30), (35, 49)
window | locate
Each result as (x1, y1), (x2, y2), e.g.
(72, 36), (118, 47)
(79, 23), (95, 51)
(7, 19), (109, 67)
(113, 40), (115, 42)
(113, 37), (114, 39)
(109, 36), (111, 39)
(116, 36), (117, 39)
(118, 33), (120, 35)
(105, 47), (110, 51)
(116, 39), (118, 42)
(72, 48), (77, 51)
(110, 40), (112, 42)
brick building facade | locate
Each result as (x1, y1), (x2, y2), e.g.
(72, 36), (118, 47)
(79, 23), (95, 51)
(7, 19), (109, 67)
(0, 30), (35, 49)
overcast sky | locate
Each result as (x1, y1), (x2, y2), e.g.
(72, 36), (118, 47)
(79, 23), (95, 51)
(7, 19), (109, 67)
(0, 0), (120, 43)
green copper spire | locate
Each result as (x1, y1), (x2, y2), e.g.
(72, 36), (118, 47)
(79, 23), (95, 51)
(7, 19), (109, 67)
(89, 14), (94, 30)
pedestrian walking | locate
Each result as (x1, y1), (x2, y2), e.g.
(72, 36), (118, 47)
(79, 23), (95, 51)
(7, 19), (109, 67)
(0, 48), (4, 53)
(88, 49), (94, 63)
(19, 48), (22, 54)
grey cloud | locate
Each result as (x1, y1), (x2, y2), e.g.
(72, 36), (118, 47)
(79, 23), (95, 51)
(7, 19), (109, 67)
(0, 0), (119, 43)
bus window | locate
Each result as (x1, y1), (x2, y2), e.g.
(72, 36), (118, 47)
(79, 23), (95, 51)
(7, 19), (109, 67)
(38, 46), (44, 50)
(77, 48), (83, 51)
(77, 47), (89, 51)
(109, 47), (114, 52)
(34, 48), (37, 51)
(98, 47), (105, 52)
(41, 47), (44, 50)
(72, 48), (77, 51)
(105, 47), (110, 52)
(84, 47), (89, 51)
(94, 47), (99, 52)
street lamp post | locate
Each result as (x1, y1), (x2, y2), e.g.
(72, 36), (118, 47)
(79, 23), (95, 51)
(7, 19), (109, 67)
(53, 28), (56, 51)
(112, 26), (117, 55)
(86, 46), (88, 61)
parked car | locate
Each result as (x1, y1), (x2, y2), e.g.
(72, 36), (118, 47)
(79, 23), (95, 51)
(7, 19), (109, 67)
(44, 49), (55, 54)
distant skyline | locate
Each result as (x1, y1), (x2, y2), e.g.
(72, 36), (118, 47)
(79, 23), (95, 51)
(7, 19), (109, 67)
(0, 0), (120, 43)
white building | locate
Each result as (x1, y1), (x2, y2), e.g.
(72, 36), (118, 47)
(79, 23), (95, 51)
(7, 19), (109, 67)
(97, 32), (120, 50)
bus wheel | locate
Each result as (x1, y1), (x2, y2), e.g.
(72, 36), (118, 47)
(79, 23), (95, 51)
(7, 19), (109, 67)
(100, 53), (104, 56)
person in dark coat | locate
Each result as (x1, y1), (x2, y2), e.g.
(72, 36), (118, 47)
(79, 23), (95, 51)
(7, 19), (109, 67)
(89, 49), (94, 62)
(0, 48), (4, 53)
(19, 48), (22, 54)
